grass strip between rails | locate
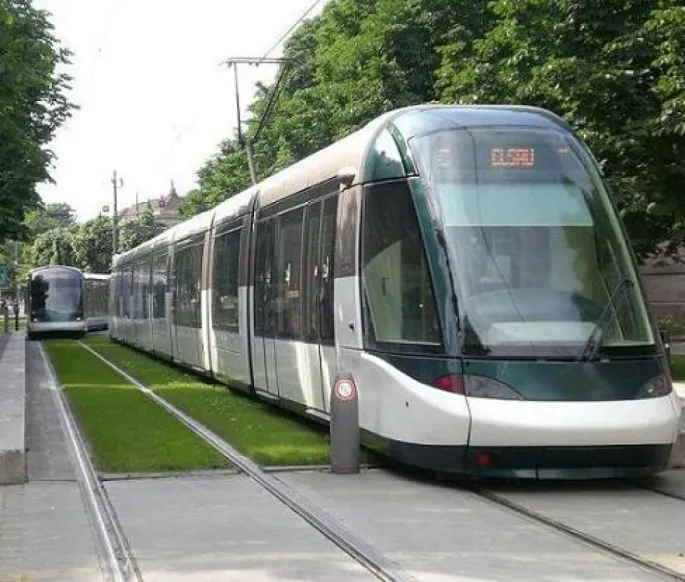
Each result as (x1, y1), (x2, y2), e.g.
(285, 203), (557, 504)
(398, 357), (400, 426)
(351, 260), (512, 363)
(84, 336), (333, 466)
(44, 340), (228, 473)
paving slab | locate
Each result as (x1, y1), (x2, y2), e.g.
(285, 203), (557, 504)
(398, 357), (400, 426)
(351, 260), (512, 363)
(105, 474), (375, 582)
(25, 340), (77, 481)
(0, 334), (26, 485)
(279, 469), (659, 581)
(644, 470), (685, 499)
(489, 480), (685, 574)
(0, 481), (103, 581)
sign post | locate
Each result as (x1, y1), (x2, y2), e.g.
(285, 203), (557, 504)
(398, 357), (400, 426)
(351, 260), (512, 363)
(329, 374), (360, 474)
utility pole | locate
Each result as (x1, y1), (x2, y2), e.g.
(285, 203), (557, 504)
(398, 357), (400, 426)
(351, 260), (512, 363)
(222, 57), (292, 185)
(111, 170), (124, 257)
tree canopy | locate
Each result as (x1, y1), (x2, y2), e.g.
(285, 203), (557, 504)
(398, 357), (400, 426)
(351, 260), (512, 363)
(181, 0), (685, 261)
(18, 205), (165, 280)
(0, 0), (73, 243)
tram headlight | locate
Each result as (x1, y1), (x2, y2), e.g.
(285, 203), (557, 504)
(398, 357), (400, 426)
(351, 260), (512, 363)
(636, 374), (672, 399)
(434, 374), (523, 400)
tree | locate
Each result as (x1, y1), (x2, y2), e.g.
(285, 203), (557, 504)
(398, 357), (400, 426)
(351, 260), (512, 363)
(22, 227), (76, 270)
(183, 0), (684, 261)
(0, 1), (73, 243)
(119, 204), (164, 252)
(71, 215), (113, 273)
(24, 202), (76, 237)
(435, 0), (685, 258)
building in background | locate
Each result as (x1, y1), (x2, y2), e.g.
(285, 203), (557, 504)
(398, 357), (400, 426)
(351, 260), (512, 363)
(119, 182), (183, 228)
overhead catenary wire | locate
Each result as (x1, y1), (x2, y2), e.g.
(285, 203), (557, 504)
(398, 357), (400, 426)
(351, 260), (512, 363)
(259, 0), (325, 60)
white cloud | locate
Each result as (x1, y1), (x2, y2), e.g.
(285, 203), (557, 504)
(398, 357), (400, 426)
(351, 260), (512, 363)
(33, 0), (327, 221)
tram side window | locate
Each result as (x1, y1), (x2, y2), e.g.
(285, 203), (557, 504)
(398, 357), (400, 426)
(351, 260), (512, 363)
(213, 228), (241, 331)
(320, 196), (337, 343)
(276, 207), (304, 339)
(142, 257), (151, 319)
(302, 202), (321, 342)
(175, 243), (202, 328)
(132, 262), (142, 319)
(361, 181), (443, 353)
(122, 266), (132, 318)
(254, 220), (275, 336)
(152, 252), (167, 319)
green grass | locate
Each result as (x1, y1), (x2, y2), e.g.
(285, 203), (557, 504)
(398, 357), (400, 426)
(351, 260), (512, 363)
(84, 336), (334, 466)
(670, 355), (685, 382)
(44, 340), (229, 473)
(659, 315), (685, 338)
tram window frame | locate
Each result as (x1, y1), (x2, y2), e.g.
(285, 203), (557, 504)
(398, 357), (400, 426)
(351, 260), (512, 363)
(254, 218), (276, 336)
(174, 239), (203, 329)
(212, 227), (241, 332)
(302, 201), (322, 342)
(275, 206), (305, 340)
(152, 252), (167, 319)
(122, 265), (133, 318)
(319, 194), (337, 345)
(360, 180), (444, 355)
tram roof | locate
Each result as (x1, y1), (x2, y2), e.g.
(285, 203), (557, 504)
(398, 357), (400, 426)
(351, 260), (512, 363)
(29, 265), (83, 276)
(112, 104), (572, 268)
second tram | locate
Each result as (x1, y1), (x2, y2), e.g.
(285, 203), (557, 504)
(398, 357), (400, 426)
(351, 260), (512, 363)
(27, 266), (110, 338)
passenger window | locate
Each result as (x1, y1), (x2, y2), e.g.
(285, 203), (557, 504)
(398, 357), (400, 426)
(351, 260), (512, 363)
(302, 202), (322, 342)
(213, 228), (241, 331)
(152, 252), (167, 319)
(320, 196), (337, 343)
(276, 207), (304, 339)
(254, 219), (275, 336)
(175, 243), (202, 328)
(123, 266), (132, 318)
(361, 181), (443, 353)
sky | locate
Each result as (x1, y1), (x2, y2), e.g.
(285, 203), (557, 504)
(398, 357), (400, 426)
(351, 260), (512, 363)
(32, 0), (328, 221)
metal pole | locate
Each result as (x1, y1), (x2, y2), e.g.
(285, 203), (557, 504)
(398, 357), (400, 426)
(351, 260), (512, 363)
(245, 139), (258, 185)
(111, 171), (123, 257)
(233, 64), (242, 145)
(229, 61), (258, 186)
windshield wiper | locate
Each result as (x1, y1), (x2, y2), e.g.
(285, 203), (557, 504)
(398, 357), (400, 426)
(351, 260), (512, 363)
(578, 277), (633, 362)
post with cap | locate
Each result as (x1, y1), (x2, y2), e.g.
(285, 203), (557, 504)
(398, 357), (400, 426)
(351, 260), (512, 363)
(329, 373), (360, 474)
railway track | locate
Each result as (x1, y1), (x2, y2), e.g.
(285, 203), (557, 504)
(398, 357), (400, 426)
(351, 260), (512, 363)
(60, 339), (685, 582)
(77, 340), (417, 582)
(39, 343), (141, 582)
(468, 485), (685, 582)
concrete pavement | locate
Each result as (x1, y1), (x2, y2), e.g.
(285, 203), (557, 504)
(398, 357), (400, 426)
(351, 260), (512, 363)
(0, 333), (26, 485)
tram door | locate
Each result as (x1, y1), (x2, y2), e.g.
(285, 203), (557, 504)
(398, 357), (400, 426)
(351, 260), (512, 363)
(252, 218), (279, 396)
(301, 195), (338, 412)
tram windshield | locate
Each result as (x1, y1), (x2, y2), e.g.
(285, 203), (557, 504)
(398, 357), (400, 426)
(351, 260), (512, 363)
(412, 127), (654, 358)
(29, 268), (83, 322)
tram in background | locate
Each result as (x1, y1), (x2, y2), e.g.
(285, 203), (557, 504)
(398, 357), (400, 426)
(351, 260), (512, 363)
(108, 104), (682, 479)
(26, 266), (109, 339)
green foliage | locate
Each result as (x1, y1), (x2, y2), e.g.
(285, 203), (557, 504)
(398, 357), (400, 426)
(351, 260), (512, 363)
(119, 203), (165, 252)
(0, 1), (73, 243)
(435, 0), (685, 258)
(24, 202), (76, 236)
(20, 206), (165, 276)
(183, 0), (684, 262)
(71, 215), (112, 273)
